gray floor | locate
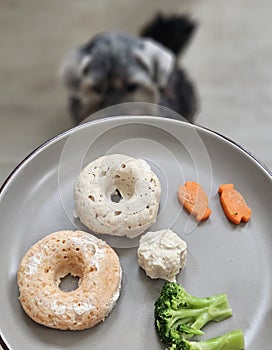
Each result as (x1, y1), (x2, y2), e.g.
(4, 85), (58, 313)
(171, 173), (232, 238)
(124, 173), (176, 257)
(0, 0), (271, 189)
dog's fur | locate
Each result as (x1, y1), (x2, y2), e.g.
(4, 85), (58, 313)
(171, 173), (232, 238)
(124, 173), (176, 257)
(60, 14), (198, 124)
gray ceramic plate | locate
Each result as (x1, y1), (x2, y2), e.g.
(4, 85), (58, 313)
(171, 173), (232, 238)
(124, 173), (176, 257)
(0, 116), (271, 350)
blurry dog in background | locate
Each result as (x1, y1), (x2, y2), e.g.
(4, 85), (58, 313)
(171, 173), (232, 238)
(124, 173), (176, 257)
(60, 14), (198, 124)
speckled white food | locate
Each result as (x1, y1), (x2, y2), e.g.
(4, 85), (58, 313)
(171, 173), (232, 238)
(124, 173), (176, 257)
(17, 230), (122, 330)
(73, 154), (161, 238)
(137, 229), (187, 282)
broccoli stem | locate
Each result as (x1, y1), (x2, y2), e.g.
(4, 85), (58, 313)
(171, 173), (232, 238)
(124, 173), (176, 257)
(167, 296), (232, 336)
(189, 293), (233, 332)
(189, 330), (245, 350)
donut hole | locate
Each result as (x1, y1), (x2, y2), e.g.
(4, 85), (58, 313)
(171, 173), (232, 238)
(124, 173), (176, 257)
(54, 254), (85, 293)
(59, 273), (80, 292)
(110, 170), (136, 202)
(110, 189), (123, 203)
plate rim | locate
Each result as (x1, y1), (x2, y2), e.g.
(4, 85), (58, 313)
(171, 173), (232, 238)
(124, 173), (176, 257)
(0, 116), (271, 199)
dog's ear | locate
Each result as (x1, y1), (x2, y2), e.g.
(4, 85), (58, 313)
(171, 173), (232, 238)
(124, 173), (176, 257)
(134, 39), (175, 88)
(59, 48), (92, 93)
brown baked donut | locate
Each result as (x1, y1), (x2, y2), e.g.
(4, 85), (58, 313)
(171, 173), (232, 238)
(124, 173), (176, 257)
(17, 230), (122, 330)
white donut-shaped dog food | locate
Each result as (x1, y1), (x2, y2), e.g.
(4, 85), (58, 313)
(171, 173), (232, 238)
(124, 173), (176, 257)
(17, 230), (122, 330)
(74, 154), (161, 238)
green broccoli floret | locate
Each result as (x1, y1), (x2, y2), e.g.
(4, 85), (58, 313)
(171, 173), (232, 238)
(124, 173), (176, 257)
(154, 282), (233, 344)
(166, 330), (245, 350)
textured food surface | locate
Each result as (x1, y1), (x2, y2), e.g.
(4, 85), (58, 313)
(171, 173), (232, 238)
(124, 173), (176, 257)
(74, 154), (161, 238)
(178, 181), (212, 222)
(137, 229), (187, 281)
(17, 230), (122, 330)
(218, 184), (252, 224)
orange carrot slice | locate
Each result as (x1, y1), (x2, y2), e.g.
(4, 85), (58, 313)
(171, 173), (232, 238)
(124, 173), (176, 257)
(218, 184), (251, 224)
(177, 181), (212, 222)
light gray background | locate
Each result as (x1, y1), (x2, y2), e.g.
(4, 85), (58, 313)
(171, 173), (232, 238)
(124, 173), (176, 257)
(0, 0), (271, 190)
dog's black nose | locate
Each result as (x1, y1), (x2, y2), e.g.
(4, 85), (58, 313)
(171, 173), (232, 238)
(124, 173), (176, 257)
(103, 90), (125, 107)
